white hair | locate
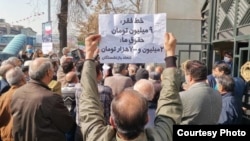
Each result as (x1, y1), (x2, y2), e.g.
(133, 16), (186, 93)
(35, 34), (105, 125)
(6, 67), (24, 85)
(133, 79), (155, 101)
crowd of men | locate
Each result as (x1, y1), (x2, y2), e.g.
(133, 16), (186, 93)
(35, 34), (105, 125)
(0, 32), (248, 141)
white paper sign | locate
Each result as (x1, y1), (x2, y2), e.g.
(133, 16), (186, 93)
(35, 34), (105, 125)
(99, 13), (166, 63)
(42, 42), (53, 54)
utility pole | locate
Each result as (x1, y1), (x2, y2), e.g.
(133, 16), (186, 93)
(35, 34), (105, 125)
(48, 0), (51, 22)
(58, 0), (68, 57)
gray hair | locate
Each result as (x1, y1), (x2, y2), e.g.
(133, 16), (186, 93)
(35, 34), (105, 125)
(1, 59), (14, 66)
(133, 79), (155, 101)
(29, 58), (53, 80)
(113, 63), (127, 74)
(62, 47), (70, 55)
(145, 64), (155, 73)
(3, 57), (20, 67)
(6, 67), (25, 85)
(0, 64), (14, 78)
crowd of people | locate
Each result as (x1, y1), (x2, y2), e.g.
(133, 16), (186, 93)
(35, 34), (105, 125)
(0, 32), (248, 141)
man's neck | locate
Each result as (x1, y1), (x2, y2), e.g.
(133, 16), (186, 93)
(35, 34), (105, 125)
(188, 80), (206, 87)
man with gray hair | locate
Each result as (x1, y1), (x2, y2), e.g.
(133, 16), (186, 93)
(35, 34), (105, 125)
(0, 57), (22, 95)
(133, 79), (156, 128)
(0, 63), (14, 95)
(60, 47), (71, 65)
(0, 67), (26, 140)
(10, 58), (75, 141)
(104, 63), (133, 96)
(1, 56), (22, 67)
(128, 63), (139, 84)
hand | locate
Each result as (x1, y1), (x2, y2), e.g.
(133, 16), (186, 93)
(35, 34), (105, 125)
(85, 34), (101, 59)
(164, 32), (176, 57)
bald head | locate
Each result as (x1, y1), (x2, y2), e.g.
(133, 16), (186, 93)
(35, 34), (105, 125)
(111, 89), (148, 139)
(155, 65), (164, 74)
(29, 58), (53, 81)
(133, 79), (155, 101)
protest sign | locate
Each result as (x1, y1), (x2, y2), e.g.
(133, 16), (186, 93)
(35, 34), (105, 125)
(99, 13), (166, 63)
(42, 42), (53, 54)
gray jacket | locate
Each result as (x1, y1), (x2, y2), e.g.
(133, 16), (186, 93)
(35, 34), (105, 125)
(180, 82), (222, 124)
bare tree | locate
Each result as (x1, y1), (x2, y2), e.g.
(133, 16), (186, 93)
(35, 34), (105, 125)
(128, 0), (142, 13)
(75, 0), (142, 42)
(66, 0), (142, 43)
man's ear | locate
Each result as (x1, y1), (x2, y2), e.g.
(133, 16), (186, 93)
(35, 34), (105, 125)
(109, 116), (116, 129)
(189, 76), (193, 82)
(217, 84), (223, 92)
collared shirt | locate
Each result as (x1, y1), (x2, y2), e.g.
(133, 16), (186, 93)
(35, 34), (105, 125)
(218, 92), (243, 124)
(75, 83), (112, 126)
(98, 84), (113, 125)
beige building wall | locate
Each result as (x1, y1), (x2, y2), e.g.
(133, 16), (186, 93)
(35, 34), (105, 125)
(141, 0), (206, 67)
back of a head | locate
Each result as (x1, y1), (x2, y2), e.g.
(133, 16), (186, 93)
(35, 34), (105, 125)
(29, 58), (52, 81)
(149, 72), (161, 81)
(62, 47), (70, 55)
(154, 65), (164, 74)
(214, 62), (231, 75)
(34, 48), (44, 57)
(181, 60), (191, 73)
(1, 59), (15, 67)
(113, 63), (127, 74)
(62, 61), (74, 74)
(135, 68), (149, 81)
(133, 79), (155, 101)
(111, 89), (148, 139)
(146, 64), (154, 73)
(0, 63), (14, 78)
(6, 67), (25, 86)
(60, 56), (73, 65)
(217, 74), (235, 92)
(185, 60), (207, 81)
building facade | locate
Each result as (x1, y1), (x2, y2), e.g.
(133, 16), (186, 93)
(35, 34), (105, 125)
(0, 19), (37, 51)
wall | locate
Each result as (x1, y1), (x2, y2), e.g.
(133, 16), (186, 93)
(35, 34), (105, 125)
(160, 0), (206, 66)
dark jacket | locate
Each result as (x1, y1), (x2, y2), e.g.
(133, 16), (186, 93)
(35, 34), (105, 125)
(0, 79), (10, 95)
(218, 92), (243, 124)
(11, 80), (75, 141)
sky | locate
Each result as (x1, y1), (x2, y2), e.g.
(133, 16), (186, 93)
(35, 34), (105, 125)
(0, 0), (58, 34)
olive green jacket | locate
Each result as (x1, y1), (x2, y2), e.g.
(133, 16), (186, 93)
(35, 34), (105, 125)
(79, 60), (182, 141)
